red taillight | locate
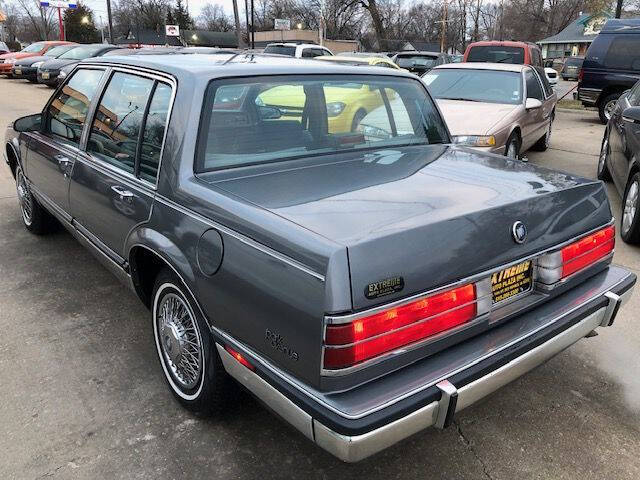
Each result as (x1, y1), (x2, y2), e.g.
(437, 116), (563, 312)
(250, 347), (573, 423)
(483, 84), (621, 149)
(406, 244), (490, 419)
(323, 284), (476, 370)
(561, 225), (615, 277)
(538, 225), (615, 284)
(225, 345), (255, 371)
(578, 68), (584, 82)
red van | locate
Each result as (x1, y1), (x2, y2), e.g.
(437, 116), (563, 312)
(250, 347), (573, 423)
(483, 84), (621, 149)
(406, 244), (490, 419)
(463, 41), (543, 67)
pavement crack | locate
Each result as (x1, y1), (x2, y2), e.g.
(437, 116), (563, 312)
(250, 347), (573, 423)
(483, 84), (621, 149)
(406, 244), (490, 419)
(454, 419), (494, 480)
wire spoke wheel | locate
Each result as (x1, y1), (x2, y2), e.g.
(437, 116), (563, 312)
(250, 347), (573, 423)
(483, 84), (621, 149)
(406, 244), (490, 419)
(157, 292), (203, 390)
(604, 100), (616, 121)
(623, 180), (639, 236)
(16, 169), (33, 226)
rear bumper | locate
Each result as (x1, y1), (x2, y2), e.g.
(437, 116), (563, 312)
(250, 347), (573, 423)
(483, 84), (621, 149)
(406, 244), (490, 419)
(214, 266), (635, 462)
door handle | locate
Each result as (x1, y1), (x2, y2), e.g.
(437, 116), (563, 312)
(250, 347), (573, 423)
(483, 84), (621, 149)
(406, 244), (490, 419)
(111, 185), (135, 201)
(54, 154), (73, 177)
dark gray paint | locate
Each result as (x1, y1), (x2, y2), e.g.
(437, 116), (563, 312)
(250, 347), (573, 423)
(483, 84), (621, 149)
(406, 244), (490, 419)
(3, 54), (623, 392)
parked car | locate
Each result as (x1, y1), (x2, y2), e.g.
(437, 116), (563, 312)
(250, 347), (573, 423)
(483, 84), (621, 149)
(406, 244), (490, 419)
(37, 44), (123, 86)
(561, 56), (583, 80)
(578, 19), (640, 124)
(598, 80), (640, 243)
(450, 54), (463, 63)
(544, 67), (558, 86)
(315, 55), (403, 70)
(463, 41), (544, 67)
(0, 41), (9, 55)
(423, 63), (556, 159)
(391, 51), (450, 74)
(263, 42), (333, 58)
(0, 40), (73, 76)
(11, 44), (78, 82)
(4, 54), (635, 463)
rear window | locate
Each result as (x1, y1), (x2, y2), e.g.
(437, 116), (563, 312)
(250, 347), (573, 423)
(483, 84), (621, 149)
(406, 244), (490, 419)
(264, 45), (296, 56)
(395, 55), (437, 69)
(196, 75), (449, 172)
(467, 46), (525, 64)
(565, 57), (583, 67)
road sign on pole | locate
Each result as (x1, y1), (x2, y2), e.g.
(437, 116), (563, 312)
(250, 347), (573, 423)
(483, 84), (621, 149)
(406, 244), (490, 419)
(40, 2), (77, 41)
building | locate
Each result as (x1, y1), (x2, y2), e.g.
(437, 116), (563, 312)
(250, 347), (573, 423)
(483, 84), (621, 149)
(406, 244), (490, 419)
(537, 12), (612, 59)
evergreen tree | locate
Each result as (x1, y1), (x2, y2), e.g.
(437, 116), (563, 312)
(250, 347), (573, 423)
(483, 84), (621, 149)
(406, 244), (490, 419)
(173, 0), (193, 30)
(63, 3), (101, 43)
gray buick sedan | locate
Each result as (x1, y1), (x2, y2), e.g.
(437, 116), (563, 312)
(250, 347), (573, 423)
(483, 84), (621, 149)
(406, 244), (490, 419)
(3, 54), (636, 462)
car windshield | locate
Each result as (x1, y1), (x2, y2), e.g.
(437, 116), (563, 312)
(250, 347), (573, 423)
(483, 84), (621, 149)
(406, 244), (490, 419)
(263, 45), (296, 56)
(424, 68), (523, 105)
(395, 55), (437, 69)
(467, 46), (525, 64)
(45, 45), (73, 57)
(22, 42), (45, 53)
(59, 46), (102, 60)
(196, 75), (448, 172)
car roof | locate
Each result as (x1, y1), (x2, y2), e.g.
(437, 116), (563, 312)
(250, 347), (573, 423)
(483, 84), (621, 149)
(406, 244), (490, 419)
(317, 56), (392, 65)
(81, 53), (416, 79)
(432, 62), (529, 73)
(467, 40), (537, 48)
(395, 51), (442, 56)
(265, 43), (324, 48)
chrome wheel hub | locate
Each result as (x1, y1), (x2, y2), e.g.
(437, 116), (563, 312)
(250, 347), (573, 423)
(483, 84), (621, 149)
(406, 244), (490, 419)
(16, 170), (33, 226)
(157, 293), (202, 390)
(604, 100), (616, 121)
(623, 181), (639, 235)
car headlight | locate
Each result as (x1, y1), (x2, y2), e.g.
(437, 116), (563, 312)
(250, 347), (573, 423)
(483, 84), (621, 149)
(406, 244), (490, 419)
(326, 102), (346, 117)
(59, 70), (67, 78)
(453, 135), (496, 147)
(6, 58), (15, 64)
(31, 61), (44, 68)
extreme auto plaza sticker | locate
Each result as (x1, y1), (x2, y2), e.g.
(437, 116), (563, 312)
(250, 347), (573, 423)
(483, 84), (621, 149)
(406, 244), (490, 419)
(491, 260), (533, 304)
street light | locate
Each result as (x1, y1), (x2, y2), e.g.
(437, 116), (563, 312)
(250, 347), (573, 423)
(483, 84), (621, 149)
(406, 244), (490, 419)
(297, 23), (302, 30)
(81, 16), (90, 24)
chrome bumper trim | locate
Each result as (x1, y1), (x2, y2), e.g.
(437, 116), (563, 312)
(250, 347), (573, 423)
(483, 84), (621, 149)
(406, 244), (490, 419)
(217, 289), (630, 463)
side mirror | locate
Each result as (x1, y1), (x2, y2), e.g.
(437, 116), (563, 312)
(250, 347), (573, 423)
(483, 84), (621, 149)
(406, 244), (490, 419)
(622, 106), (640, 124)
(13, 113), (42, 133)
(525, 98), (543, 110)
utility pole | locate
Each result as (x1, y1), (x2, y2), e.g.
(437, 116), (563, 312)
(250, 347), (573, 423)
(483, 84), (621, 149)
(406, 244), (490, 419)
(615, 0), (623, 18)
(439, 1), (448, 53)
(250, 0), (254, 49)
(244, 0), (249, 49)
(106, 0), (114, 43)
(232, 0), (244, 48)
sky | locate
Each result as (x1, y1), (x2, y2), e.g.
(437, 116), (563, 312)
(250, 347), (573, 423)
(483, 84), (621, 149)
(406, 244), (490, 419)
(80, 0), (237, 26)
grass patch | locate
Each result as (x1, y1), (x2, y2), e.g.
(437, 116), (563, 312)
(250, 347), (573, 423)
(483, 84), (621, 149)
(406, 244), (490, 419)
(557, 99), (585, 110)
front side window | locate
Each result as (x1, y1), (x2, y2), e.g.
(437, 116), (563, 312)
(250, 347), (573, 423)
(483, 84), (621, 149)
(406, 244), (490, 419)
(197, 75), (448, 172)
(46, 68), (105, 147)
(525, 69), (544, 100)
(467, 46), (525, 64)
(87, 72), (154, 175)
(424, 68), (523, 104)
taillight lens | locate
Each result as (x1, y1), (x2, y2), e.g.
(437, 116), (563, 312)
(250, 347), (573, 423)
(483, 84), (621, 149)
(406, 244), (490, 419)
(537, 225), (615, 284)
(578, 68), (584, 82)
(323, 284), (477, 370)
(561, 225), (615, 277)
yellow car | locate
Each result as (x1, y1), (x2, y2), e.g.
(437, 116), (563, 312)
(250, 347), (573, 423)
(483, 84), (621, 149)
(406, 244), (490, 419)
(257, 57), (401, 133)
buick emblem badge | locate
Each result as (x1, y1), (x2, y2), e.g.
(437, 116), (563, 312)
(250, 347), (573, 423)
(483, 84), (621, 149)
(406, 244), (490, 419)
(512, 221), (527, 244)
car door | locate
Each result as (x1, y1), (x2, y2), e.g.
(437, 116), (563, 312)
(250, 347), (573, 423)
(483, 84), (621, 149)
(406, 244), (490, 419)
(607, 89), (633, 191)
(69, 69), (173, 261)
(25, 67), (106, 219)
(521, 67), (547, 150)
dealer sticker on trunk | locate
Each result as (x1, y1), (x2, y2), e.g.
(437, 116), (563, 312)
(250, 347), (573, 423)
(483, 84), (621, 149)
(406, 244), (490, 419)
(491, 260), (533, 304)
(365, 276), (405, 300)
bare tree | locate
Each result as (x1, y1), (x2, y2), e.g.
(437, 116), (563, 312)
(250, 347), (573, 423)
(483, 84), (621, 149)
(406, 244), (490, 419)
(198, 3), (233, 31)
(14, 0), (56, 40)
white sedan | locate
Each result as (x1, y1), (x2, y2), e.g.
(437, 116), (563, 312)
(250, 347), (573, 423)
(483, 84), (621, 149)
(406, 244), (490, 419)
(544, 67), (558, 86)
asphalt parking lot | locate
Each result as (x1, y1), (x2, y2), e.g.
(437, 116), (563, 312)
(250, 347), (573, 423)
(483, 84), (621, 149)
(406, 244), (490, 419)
(1, 78), (639, 480)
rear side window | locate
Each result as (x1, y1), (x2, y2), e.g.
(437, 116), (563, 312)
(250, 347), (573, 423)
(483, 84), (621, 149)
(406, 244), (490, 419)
(533, 67), (553, 97)
(87, 72), (154, 176)
(603, 36), (640, 70)
(467, 46), (525, 64)
(46, 68), (105, 147)
(525, 69), (544, 100)
(196, 75), (449, 172)
(139, 83), (172, 183)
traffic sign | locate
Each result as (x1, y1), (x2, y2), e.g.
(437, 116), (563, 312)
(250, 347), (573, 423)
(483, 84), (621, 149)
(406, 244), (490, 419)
(40, 1), (77, 8)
